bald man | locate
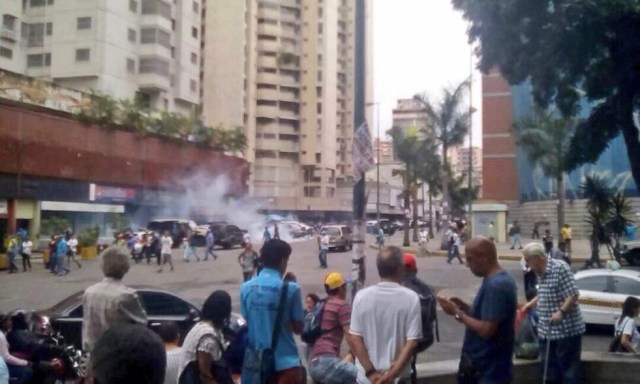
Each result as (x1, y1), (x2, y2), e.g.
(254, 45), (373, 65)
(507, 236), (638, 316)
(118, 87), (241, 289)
(437, 237), (517, 384)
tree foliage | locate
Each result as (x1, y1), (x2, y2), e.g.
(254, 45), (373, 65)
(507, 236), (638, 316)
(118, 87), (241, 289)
(452, 0), (640, 191)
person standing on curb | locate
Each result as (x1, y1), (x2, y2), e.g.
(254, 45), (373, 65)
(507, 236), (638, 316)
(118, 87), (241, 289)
(438, 237), (517, 384)
(523, 243), (584, 384)
(349, 246), (422, 384)
(317, 230), (329, 269)
(560, 224), (572, 260)
(20, 237), (32, 272)
(308, 272), (357, 384)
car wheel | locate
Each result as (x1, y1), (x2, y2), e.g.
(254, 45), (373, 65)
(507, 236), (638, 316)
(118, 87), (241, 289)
(625, 249), (640, 266)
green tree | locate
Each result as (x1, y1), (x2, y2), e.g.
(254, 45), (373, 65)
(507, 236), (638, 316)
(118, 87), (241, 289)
(106, 213), (131, 233)
(414, 134), (442, 237)
(118, 97), (151, 134)
(514, 110), (577, 237)
(413, 79), (471, 229)
(76, 90), (118, 127)
(388, 126), (422, 246)
(452, 0), (640, 191)
(448, 172), (479, 218)
(40, 216), (71, 236)
(153, 111), (189, 138)
(582, 175), (613, 268)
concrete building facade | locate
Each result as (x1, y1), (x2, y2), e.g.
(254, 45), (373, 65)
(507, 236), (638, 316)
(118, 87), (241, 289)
(451, 146), (482, 195)
(201, 0), (373, 214)
(0, 0), (201, 115)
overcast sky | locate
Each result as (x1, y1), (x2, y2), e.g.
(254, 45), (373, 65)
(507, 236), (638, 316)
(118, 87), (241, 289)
(372, 0), (482, 146)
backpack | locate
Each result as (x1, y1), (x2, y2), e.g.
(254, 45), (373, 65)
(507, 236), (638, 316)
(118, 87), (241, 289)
(301, 298), (337, 345)
(404, 277), (439, 353)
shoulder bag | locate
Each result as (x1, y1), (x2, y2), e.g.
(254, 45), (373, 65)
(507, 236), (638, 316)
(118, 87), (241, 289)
(179, 331), (235, 384)
(609, 317), (633, 353)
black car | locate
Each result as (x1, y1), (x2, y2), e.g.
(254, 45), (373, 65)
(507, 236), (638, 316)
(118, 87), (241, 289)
(209, 223), (244, 249)
(39, 286), (202, 349)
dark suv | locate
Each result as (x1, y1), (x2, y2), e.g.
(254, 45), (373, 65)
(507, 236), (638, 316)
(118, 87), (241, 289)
(209, 223), (244, 249)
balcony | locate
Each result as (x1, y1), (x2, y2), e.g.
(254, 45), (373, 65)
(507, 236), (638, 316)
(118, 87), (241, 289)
(278, 91), (300, 102)
(137, 73), (170, 92)
(258, 39), (279, 53)
(257, 23), (279, 37)
(281, 12), (301, 24)
(279, 111), (300, 121)
(0, 28), (17, 42)
(256, 105), (279, 119)
(257, 88), (278, 100)
(257, 72), (278, 85)
(257, 55), (277, 69)
(281, 0), (301, 9)
(138, 44), (172, 60)
(258, 7), (279, 20)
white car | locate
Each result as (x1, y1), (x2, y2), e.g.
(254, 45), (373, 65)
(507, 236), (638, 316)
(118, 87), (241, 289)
(575, 269), (640, 326)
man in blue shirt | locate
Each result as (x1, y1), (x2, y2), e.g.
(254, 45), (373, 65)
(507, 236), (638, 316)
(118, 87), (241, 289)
(438, 237), (517, 384)
(240, 239), (305, 384)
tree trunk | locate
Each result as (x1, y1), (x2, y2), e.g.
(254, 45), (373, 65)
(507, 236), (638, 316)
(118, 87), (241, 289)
(428, 191), (434, 238)
(440, 144), (450, 250)
(619, 96), (640, 193)
(557, 175), (565, 238)
(403, 165), (411, 247)
(412, 185), (419, 243)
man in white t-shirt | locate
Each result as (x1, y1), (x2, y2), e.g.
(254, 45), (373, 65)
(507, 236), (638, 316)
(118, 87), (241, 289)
(157, 231), (174, 273)
(349, 246), (422, 384)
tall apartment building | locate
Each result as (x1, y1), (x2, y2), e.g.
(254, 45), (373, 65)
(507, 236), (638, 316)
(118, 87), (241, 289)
(0, 0), (201, 115)
(450, 146), (482, 195)
(201, 0), (372, 213)
(391, 98), (427, 133)
(372, 138), (394, 164)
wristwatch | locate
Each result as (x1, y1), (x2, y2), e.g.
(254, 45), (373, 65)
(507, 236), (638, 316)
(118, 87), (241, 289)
(454, 311), (464, 322)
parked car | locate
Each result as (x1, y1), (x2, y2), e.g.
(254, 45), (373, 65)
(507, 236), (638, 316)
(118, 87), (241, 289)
(147, 219), (198, 248)
(622, 241), (640, 265)
(209, 222), (244, 249)
(321, 225), (353, 252)
(281, 221), (309, 238)
(575, 269), (640, 326)
(38, 286), (202, 349)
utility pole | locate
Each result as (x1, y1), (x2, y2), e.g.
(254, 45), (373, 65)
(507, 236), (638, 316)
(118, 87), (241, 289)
(467, 41), (474, 238)
(366, 102), (380, 222)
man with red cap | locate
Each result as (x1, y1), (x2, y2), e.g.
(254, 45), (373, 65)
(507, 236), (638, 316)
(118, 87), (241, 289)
(402, 253), (438, 383)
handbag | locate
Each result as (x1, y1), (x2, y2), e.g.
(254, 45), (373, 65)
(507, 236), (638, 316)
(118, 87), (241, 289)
(179, 333), (235, 384)
(242, 282), (289, 384)
(609, 317), (632, 353)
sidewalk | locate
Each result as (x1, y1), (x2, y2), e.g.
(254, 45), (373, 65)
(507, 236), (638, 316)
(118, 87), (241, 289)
(374, 233), (597, 262)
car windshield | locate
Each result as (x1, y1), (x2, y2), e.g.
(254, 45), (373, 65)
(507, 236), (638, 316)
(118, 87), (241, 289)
(324, 227), (341, 236)
(45, 291), (84, 314)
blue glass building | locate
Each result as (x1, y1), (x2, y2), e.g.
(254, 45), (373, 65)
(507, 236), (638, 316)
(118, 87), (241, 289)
(511, 83), (637, 201)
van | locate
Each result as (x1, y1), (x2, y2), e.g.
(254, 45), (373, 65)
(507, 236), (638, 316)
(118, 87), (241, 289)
(147, 219), (203, 248)
(321, 225), (353, 252)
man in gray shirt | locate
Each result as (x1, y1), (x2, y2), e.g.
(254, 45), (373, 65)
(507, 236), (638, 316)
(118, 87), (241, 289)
(82, 246), (147, 352)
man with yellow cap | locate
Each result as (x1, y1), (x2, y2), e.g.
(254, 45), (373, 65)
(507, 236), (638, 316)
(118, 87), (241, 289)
(308, 272), (357, 384)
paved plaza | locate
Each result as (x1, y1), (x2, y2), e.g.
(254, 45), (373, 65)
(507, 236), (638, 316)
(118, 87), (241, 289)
(0, 234), (611, 364)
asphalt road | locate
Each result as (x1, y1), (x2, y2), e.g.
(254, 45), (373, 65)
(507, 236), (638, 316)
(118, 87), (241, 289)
(0, 236), (611, 364)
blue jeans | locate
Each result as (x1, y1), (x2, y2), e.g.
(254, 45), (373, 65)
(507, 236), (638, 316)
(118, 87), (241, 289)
(7, 364), (33, 384)
(539, 334), (582, 384)
(511, 234), (522, 248)
(448, 245), (463, 263)
(56, 254), (69, 275)
(309, 356), (358, 384)
(318, 249), (328, 267)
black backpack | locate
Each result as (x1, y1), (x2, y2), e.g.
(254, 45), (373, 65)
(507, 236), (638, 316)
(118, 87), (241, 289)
(404, 277), (439, 352)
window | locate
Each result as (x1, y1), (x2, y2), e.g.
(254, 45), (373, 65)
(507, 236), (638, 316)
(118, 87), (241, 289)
(575, 276), (609, 292)
(191, 27), (198, 38)
(29, 0), (46, 6)
(77, 17), (92, 30)
(2, 15), (17, 31)
(126, 58), (135, 73)
(75, 48), (90, 62)
(139, 57), (170, 77)
(46, 22), (52, 35)
(26, 23), (44, 47)
(190, 52), (197, 64)
(192, 1), (199, 13)
(128, 28), (136, 42)
(171, 19), (176, 31)
(26, 52), (50, 67)
(612, 277), (640, 296)
(0, 46), (12, 59)
(68, 304), (83, 318)
(141, 0), (171, 20)
(140, 27), (170, 48)
(138, 291), (190, 317)
(129, 0), (138, 12)
(190, 79), (197, 92)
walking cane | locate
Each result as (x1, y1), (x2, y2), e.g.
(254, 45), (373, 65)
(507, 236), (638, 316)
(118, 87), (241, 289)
(542, 322), (552, 384)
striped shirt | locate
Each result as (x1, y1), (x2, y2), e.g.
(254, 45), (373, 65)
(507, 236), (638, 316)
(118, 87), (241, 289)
(309, 296), (351, 359)
(537, 258), (585, 340)
(164, 347), (183, 384)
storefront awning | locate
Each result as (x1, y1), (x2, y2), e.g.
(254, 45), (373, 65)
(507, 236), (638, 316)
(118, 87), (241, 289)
(41, 201), (125, 213)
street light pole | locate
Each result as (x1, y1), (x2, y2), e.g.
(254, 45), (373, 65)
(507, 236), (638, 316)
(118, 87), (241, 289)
(467, 39), (474, 237)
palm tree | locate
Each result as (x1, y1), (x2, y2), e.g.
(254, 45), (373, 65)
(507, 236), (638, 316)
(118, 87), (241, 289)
(414, 79), (471, 234)
(388, 126), (422, 246)
(515, 110), (577, 237)
(415, 134), (442, 238)
(582, 174), (613, 268)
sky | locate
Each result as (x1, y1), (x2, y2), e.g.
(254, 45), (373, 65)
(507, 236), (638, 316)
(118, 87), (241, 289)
(372, 0), (482, 146)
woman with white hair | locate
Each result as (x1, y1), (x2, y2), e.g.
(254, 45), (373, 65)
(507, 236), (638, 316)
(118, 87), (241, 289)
(82, 246), (148, 352)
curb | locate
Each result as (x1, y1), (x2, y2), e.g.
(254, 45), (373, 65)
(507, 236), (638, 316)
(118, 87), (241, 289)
(368, 245), (590, 262)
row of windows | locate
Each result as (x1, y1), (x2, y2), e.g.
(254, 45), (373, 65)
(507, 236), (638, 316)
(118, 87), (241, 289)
(23, 49), (89, 67)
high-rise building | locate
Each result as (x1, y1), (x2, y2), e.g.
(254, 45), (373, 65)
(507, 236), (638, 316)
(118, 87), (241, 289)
(452, 146), (482, 195)
(372, 138), (394, 164)
(391, 98), (427, 133)
(201, 0), (372, 213)
(0, 0), (201, 115)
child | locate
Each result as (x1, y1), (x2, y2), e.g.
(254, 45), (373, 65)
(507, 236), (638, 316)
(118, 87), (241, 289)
(156, 322), (182, 384)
